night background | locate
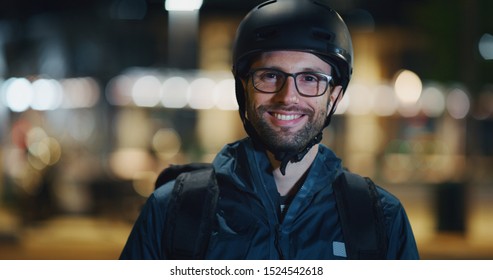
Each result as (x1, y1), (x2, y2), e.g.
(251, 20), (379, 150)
(0, 0), (492, 259)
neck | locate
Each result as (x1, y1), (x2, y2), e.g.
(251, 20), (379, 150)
(267, 144), (319, 196)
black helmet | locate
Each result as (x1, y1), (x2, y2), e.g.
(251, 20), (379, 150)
(232, 0), (353, 90)
(232, 0), (353, 174)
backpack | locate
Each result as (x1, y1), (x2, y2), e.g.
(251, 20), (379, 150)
(155, 163), (388, 259)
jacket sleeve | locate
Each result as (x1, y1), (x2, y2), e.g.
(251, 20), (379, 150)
(119, 182), (173, 260)
(385, 202), (420, 260)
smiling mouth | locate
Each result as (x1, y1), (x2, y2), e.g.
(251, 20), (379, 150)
(272, 113), (303, 121)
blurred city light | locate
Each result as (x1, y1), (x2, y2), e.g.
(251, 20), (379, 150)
(213, 78), (238, 110)
(106, 75), (134, 106)
(346, 84), (373, 115)
(60, 78), (100, 109)
(109, 148), (154, 180)
(372, 85), (398, 117)
(31, 79), (63, 111)
(0, 77), (101, 112)
(0, 71), (477, 122)
(394, 69), (423, 106)
(26, 127), (62, 170)
(478, 33), (493, 60)
(420, 86), (446, 118)
(165, 0), (203, 11)
(447, 88), (470, 119)
(2, 78), (33, 112)
(188, 77), (215, 109)
(161, 76), (189, 108)
(397, 99), (421, 118)
(152, 128), (182, 160)
(131, 75), (162, 107)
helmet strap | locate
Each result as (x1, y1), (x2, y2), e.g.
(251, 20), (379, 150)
(324, 87), (344, 127)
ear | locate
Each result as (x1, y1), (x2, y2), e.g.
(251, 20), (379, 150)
(327, 85), (344, 115)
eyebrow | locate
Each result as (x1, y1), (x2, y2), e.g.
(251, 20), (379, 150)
(252, 66), (330, 74)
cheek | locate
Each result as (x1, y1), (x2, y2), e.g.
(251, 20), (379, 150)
(246, 88), (270, 109)
(244, 90), (261, 119)
(313, 97), (331, 115)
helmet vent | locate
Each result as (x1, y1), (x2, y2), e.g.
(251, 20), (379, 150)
(257, 0), (277, 10)
(255, 27), (279, 41)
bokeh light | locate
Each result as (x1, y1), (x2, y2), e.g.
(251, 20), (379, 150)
(447, 88), (470, 119)
(478, 33), (493, 60)
(394, 69), (423, 106)
(131, 75), (161, 107)
(151, 128), (182, 160)
(106, 74), (134, 106)
(109, 148), (154, 180)
(31, 79), (63, 111)
(161, 76), (189, 108)
(346, 84), (373, 115)
(3, 78), (33, 112)
(165, 0), (203, 11)
(213, 78), (238, 110)
(420, 86), (446, 117)
(372, 85), (398, 117)
(188, 77), (216, 109)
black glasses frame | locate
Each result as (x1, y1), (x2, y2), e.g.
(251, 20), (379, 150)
(248, 68), (334, 97)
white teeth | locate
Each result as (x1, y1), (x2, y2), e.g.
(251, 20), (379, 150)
(273, 113), (301, 121)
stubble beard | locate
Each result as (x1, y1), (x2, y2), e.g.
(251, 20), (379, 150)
(247, 104), (327, 153)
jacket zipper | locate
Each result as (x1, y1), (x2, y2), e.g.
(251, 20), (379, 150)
(274, 224), (285, 259)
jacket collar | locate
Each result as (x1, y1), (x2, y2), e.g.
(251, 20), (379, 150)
(213, 137), (343, 196)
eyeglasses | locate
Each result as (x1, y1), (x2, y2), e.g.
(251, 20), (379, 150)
(248, 68), (334, 97)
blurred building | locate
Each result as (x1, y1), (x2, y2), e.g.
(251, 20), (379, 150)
(0, 0), (493, 259)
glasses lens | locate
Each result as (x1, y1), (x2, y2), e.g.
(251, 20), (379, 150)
(252, 69), (286, 93)
(296, 73), (329, 96)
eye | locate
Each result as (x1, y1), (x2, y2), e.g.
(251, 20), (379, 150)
(258, 70), (282, 81)
(299, 73), (321, 83)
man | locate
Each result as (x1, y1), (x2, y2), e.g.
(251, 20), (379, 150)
(120, 0), (419, 259)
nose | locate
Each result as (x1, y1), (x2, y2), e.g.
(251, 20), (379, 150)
(273, 76), (299, 104)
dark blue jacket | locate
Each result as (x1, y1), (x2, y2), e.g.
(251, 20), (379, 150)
(120, 138), (419, 259)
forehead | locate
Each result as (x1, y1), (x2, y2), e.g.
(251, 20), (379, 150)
(250, 51), (332, 73)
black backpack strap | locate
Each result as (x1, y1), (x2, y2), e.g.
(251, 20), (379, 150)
(155, 162), (214, 189)
(158, 163), (218, 259)
(333, 170), (388, 259)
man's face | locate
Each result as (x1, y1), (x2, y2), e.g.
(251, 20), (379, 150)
(243, 51), (342, 153)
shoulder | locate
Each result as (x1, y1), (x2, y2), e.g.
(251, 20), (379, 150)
(213, 138), (252, 162)
(119, 181), (174, 260)
(374, 184), (402, 212)
(371, 182), (420, 259)
(371, 182), (415, 241)
(371, 183), (407, 223)
(149, 180), (175, 211)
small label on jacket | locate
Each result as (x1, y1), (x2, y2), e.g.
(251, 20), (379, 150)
(333, 241), (347, 258)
